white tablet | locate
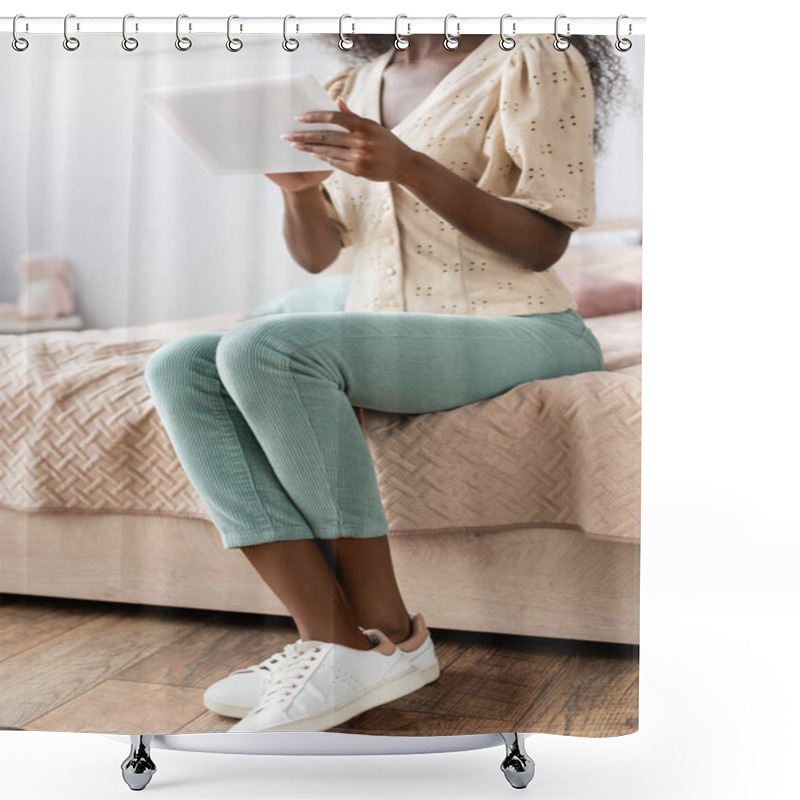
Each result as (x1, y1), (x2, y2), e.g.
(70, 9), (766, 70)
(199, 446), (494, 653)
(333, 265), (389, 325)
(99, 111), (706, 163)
(142, 74), (348, 176)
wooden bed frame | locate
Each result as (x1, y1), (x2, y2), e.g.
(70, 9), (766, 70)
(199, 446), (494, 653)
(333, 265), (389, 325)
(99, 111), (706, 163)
(0, 507), (639, 645)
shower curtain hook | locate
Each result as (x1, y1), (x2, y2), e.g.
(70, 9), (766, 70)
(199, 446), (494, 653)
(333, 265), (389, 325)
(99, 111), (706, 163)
(553, 14), (570, 51)
(615, 15), (633, 51)
(338, 14), (355, 50)
(63, 13), (80, 51)
(394, 15), (410, 50)
(443, 14), (460, 50)
(282, 15), (299, 51)
(121, 14), (139, 52)
(226, 15), (243, 51)
(175, 14), (192, 51)
(499, 13), (516, 50)
(12, 14), (29, 51)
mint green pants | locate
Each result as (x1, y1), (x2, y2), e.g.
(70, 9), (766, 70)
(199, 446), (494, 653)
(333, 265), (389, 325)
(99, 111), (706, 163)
(143, 290), (603, 550)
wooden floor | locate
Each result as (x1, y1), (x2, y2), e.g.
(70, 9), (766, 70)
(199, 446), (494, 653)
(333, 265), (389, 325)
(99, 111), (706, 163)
(0, 593), (638, 737)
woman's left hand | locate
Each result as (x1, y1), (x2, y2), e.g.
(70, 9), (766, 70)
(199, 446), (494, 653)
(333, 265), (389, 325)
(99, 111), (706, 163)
(281, 97), (419, 183)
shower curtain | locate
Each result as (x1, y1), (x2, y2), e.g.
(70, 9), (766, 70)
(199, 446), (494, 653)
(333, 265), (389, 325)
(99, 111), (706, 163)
(0, 22), (643, 741)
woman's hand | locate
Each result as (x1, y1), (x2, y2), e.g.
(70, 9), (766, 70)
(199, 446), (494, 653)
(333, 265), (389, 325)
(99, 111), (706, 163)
(264, 170), (333, 194)
(280, 97), (420, 184)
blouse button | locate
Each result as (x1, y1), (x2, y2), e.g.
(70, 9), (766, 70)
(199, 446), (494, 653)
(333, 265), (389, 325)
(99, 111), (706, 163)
(385, 267), (396, 276)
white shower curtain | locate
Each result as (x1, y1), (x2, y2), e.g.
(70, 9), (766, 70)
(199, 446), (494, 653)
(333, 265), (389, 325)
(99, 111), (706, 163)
(1, 24), (643, 743)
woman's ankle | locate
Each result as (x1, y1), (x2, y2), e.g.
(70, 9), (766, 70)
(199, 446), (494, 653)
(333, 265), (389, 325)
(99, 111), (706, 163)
(378, 615), (414, 645)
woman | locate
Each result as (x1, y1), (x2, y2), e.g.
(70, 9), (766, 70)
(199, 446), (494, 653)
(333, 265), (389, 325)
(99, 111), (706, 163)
(143, 33), (624, 734)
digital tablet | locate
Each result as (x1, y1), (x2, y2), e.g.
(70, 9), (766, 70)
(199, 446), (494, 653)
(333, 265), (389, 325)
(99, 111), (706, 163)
(142, 74), (348, 176)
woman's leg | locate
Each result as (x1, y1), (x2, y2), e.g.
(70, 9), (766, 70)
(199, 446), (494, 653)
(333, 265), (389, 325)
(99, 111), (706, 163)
(143, 333), (370, 650)
(247, 278), (413, 643)
(143, 333), (317, 548)
(316, 536), (413, 643)
(238, 539), (370, 649)
(211, 309), (603, 639)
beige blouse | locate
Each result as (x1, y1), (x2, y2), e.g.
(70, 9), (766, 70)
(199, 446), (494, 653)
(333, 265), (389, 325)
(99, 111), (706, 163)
(319, 34), (596, 316)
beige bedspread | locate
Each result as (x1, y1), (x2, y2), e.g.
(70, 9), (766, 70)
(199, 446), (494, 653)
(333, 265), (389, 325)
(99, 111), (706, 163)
(0, 309), (641, 544)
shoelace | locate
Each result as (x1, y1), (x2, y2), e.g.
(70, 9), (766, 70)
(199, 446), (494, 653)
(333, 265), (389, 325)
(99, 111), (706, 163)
(251, 640), (326, 713)
(229, 639), (305, 678)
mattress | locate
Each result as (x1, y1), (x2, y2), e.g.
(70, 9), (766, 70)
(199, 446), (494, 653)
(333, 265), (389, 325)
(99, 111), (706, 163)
(0, 309), (641, 544)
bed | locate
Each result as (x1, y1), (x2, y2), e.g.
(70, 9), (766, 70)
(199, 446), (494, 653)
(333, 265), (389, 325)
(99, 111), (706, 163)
(0, 222), (642, 645)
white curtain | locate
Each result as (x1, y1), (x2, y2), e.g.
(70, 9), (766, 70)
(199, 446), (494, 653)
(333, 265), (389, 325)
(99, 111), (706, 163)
(1, 33), (348, 328)
(1, 33), (643, 328)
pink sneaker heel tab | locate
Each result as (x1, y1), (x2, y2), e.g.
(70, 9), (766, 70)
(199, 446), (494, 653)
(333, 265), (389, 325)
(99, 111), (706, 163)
(397, 612), (428, 652)
(363, 628), (397, 655)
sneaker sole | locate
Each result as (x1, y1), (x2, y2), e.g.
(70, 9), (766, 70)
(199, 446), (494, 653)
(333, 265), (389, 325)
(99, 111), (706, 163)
(414, 660), (440, 685)
(207, 658), (440, 720)
(203, 693), (257, 719)
(234, 665), (428, 733)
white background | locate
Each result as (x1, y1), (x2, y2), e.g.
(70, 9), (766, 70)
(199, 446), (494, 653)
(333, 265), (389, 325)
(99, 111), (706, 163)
(2, 1), (799, 799)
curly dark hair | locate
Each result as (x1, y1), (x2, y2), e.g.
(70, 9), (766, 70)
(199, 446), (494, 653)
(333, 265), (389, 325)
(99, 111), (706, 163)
(320, 34), (629, 153)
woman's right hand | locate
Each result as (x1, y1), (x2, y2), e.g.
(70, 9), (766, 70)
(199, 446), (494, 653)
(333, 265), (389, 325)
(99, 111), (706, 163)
(264, 170), (333, 194)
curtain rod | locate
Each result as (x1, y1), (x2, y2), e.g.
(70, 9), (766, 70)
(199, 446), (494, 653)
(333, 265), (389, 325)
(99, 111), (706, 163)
(1, 16), (646, 37)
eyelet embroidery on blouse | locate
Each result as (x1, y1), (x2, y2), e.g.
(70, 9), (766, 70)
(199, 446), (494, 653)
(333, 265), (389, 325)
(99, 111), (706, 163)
(322, 35), (594, 316)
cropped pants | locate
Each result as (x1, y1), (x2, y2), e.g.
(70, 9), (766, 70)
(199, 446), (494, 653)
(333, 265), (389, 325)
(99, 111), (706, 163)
(143, 305), (603, 550)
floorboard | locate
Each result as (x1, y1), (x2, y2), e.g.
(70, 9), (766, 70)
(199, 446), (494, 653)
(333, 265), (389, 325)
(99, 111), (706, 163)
(0, 594), (638, 736)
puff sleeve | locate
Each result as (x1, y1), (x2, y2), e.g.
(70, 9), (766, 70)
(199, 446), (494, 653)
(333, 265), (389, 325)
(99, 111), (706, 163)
(318, 66), (359, 248)
(477, 37), (596, 230)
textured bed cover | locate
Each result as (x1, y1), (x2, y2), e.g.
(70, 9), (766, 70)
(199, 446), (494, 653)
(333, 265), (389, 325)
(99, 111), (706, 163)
(0, 309), (641, 544)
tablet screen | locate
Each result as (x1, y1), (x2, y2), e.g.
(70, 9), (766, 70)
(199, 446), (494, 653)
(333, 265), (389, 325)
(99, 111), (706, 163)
(143, 74), (348, 175)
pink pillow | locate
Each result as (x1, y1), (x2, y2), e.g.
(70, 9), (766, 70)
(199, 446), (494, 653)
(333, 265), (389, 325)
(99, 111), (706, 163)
(557, 267), (642, 319)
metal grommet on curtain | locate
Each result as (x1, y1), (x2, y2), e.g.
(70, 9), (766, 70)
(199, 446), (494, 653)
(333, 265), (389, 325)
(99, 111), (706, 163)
(226, 15), (243, 52)
(615, 15), (633, 52)
(282, 15), (299, 51)
(394, 15), (410, 51)
(175, 14), (192, 51)
(443, 14), (460, 50)
(338, 14), (354, 50)
(12, 14), (29, 51)
(553, 14), (570, 51)
(121, 14), (139, 51)
(63, 13), (80, 51)
(498, 13), (516, 50)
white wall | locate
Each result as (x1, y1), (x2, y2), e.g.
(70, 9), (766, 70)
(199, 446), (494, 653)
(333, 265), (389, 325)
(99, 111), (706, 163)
(0, 34), (643, 328)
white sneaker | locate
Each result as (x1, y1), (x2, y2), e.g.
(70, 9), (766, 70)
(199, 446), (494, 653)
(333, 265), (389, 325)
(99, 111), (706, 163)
(203, 642), (300, 719)
(227, 629), (426, 732)
(204, 611), (439, 719)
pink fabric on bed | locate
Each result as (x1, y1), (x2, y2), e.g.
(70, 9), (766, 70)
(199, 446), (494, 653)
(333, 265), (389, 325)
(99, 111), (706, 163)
(558, 267), (642, 318)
